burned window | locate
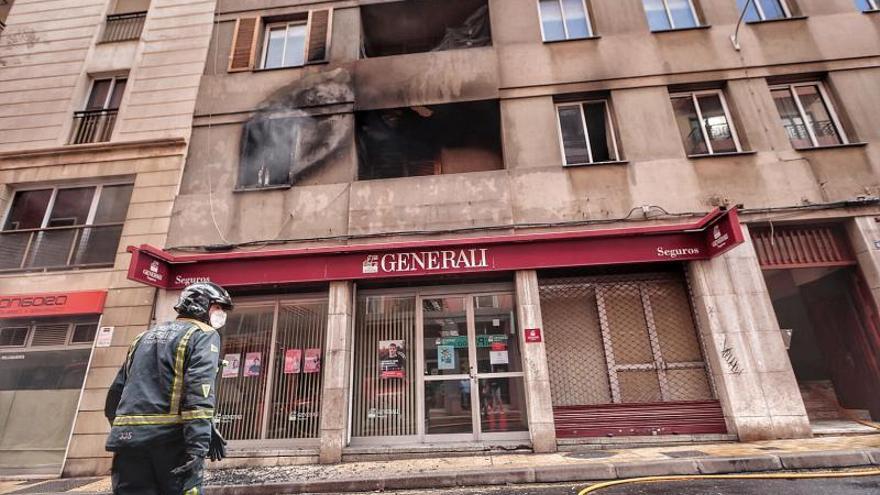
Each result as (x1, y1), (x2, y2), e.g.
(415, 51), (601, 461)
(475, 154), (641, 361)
(238, 117), (300, 189)
(361, 0), (491, 58)
(356, 100), (503, 180)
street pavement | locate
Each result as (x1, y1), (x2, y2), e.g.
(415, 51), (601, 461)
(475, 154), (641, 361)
(325, 476), (880, 495)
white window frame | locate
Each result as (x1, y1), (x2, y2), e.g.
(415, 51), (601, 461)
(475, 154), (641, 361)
(862, 0), (879, 11)
(260, 20), (308, 69)
(537, 0), (593, 41)
(769, 82), (849, 149)
(647, 0), (701, 30)
(84, 76), (127, 111)
(554, 99), (621, 166)
(0, 327), (30, 348)
(748, 0), (792, 21)
(670, 89), (743, 155)
(0, 181), (134, 271)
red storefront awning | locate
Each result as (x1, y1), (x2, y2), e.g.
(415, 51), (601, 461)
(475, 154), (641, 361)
(127, 208), (744, 290)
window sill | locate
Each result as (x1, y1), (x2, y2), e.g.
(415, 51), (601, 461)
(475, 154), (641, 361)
(746, 16), (808, 25)
(650, 24), (712, 34)
(864, 9), (880, 14)
(543, 35), (602, 44)
(564, 160), (629, 168)
(794, 142), (868, 151)
(252, 60), (329, 73)
(687, 151), (757, 159)
(233, 184), (292, 193)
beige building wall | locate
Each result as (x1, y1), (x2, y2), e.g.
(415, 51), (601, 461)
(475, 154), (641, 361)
(0, 0), (217, 478)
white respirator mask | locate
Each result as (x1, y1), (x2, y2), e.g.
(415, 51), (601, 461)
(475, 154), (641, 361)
(209, 308), (228, 330)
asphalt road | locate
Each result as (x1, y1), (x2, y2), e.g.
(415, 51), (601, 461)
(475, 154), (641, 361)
(322, 475), (880, 495)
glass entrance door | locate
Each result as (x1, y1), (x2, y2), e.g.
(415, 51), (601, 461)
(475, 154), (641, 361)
(420, 292), (529, 442)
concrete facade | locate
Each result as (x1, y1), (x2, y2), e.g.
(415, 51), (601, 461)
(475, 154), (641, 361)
(0, 0), (216, 477)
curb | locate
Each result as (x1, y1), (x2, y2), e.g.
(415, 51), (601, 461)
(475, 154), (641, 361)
(203, 448), (880, 495)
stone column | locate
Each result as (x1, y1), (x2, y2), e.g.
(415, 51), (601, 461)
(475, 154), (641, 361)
(514, 270), (557, 453)
(688, 226), (811, 441)
(318, 281), (355, 463)
(847, 215), (880, 310)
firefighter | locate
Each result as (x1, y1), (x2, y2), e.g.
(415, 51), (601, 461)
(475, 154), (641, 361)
(104, 282), (233, 495)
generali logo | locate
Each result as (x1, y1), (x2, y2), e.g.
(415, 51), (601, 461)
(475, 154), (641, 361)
(142, 259), (164, 282)
(711, 225), (730, 249)
(362, 248), (489, 274)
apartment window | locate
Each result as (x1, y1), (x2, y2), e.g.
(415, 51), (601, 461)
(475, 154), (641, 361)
(856, 0), (879, 11)
(737, 0), (791, 22)
(643, 0), (700, 31)
(671, 90), (741, 156)
(539, 0), (593, 41)
(556, 100), (620, 165)
(228, 10), (332, 72)
(70, 76), (126, 144)
(770, 82), (847, 149)
(238, 118), (300, 189)
(0, 183), (134, 272)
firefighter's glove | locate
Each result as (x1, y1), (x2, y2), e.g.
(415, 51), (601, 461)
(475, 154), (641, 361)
(208, 425), (227, 462)
(171, 454), (204, 478)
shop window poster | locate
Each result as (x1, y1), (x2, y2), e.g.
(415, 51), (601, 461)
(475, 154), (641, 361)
(222, 353), (241, 378)
(304, 348), (321, 373)
(379, 340), (406, 379)
(437, 345), (456, 370)
(244, 352), (262, 377)
(284, 348), (302, 374)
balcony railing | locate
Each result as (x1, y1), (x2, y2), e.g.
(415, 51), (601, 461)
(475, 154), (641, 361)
(69, 108), (118, 144)
(0, 224), (123, 273)
(101, 11), (147, 42)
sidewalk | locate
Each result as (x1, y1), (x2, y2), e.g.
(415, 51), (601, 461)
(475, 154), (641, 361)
(3, 434), (880, 495)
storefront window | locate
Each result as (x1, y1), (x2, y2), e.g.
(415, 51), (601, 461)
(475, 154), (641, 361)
(215, 299), (328, 442)
(478, 377), (528, 433)
(422, 297), (468, 376)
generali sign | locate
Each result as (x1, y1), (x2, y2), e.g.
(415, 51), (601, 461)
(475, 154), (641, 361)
(127, 209), (745, 289)
(0, 290), (107, 319)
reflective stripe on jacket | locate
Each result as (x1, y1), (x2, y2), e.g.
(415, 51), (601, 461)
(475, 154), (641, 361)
(105, 318), (220, 455)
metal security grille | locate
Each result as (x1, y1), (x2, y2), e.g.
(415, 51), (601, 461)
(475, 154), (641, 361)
(352, 295), (418, 438)
(540, 273), (714, 407)
(751, 224), (855, 269)
(215, 298), (328, 443)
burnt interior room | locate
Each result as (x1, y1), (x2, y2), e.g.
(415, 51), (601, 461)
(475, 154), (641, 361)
(360, 0), (491, 57)
(356, 99), (503, 180)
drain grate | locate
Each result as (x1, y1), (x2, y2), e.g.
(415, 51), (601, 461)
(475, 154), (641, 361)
(661, 450), (709, 459)
(9, 478), (102, 494)
(566, 450), (618, 459)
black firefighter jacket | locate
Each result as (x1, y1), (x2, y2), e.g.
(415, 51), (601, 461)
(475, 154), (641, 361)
(105, 318), (221, 456)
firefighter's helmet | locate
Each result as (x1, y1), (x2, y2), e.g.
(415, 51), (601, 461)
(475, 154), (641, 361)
(174, 282), (234, 323)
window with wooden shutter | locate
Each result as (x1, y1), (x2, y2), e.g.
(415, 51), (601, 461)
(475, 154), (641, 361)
(305, 9), (332, 63)
(229, 17), (260, 72)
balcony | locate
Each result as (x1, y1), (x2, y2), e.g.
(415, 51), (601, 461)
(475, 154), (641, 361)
(0, 224), (123, 273)
(69, 109), (118, 144)
(101, 11), (147, 43)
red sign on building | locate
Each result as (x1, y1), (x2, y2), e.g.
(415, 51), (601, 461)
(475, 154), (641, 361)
(525, 328), (543, 343)
(0, 290), (107, 319)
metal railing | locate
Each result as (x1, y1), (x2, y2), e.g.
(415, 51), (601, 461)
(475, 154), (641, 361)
(0, 224), (123, 272)
(69, 109), (117, 144)
(101, 11), (147, 43)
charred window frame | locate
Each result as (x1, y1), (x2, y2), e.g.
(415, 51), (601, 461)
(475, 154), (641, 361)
(229, 9), (332, 72)
(769, 81), (849, 149)
(538, 0), (594, 41)
(237, 117), (302, 190)
(554, 99), (621, 166)
(0, 182), (134, 273)
(670, 90), (743, 156)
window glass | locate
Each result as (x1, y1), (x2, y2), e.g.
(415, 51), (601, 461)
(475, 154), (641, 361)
(48, 187), (94, 227)
(696, 94), (737, 153)
(561, 0), (591, 38)
(796, 85), (842, 147)
(423, 297), (469, 376)
(70, 324), (98, 344)
(0, 327), (29, 347)
(0, 349), (91, 390)
(93, 184), (134, 224)
(856, 0), (878, 12)
(3, 189), (52, 230)
(757, 0), (787, 19)
(584, 101), (615, 162)
(644, 0), (672, 30)
(474, 294), (521, 374)
(107, 79), (127, 109)
(737, 0), (762, 22)
(557, 105), (590, 164)
(283, 23), (307, 67)
(264, 27), (286, 68)
(539, 0), (566, 41)
(671, 96), (708, 155)
(86, 80), (112, 110)
(478, 377), (529, 433)
(772, 88), (812, 149)
(667, 0), (698, 28)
